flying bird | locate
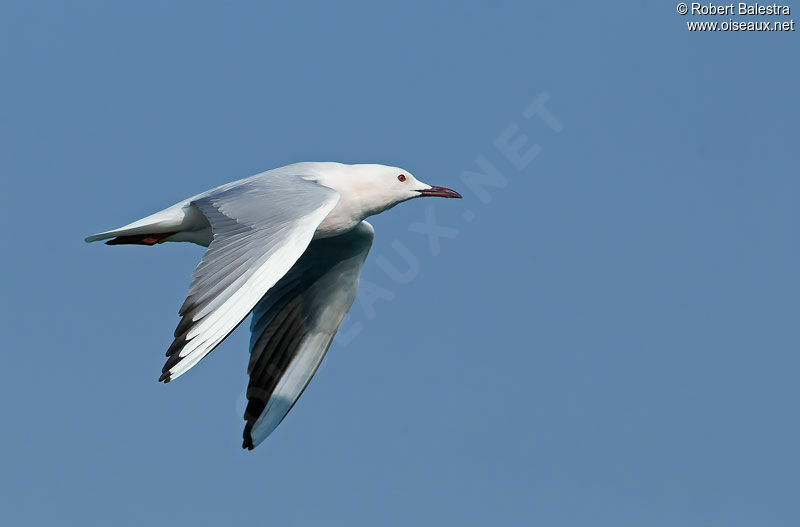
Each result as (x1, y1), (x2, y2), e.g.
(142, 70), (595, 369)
(85, 162), (461, 450)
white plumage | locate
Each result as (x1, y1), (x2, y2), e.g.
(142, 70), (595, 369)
(86, 162), (461, 449)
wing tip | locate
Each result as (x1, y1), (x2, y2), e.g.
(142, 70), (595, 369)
(242, 424), (255, 450)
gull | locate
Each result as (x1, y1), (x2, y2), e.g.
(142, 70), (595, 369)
(85, 162), (461, 450)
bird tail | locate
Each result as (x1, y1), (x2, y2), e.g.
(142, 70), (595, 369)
(84, 201), (193, 245)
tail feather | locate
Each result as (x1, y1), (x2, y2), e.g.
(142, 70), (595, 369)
(85, 200), (198, 244)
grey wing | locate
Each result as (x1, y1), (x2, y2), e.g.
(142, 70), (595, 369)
(160, 173), (340, 382)
(242, 221), (374, 449)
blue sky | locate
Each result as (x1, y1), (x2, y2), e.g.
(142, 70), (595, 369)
(1, 1), (798, 525)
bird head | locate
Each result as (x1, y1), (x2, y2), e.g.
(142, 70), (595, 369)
(324, 163), (462, 217)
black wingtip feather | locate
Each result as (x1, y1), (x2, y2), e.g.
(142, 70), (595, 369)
(242, 424), (255, 450)
(162, 351), (185, 374)
(173, 314), (195, 339)
(165, 334), (188, 357)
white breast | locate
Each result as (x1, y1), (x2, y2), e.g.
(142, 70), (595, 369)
(313, 198), (363, 239)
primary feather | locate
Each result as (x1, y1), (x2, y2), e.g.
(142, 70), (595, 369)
(85, 162), (460, 449)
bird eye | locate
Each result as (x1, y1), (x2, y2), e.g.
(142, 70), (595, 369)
(397, 174), (406, 182)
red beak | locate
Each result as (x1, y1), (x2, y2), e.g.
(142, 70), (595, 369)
(417, 186), (462, 199)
